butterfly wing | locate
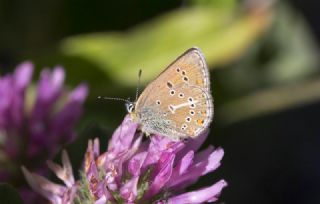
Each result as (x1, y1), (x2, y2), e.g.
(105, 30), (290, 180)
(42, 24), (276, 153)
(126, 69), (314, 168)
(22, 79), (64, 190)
(134, 47), (213, 140)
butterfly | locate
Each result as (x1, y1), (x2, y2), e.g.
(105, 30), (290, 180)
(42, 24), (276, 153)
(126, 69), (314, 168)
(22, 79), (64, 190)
(126, 47), (213, 141)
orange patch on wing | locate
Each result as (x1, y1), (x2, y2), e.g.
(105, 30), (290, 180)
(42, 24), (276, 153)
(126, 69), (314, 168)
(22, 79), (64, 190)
(196, 79), (203, 85)
(196, 119), (204, 126)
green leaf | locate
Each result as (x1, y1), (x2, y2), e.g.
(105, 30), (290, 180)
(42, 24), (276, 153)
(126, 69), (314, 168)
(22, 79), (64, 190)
(0, 183), (23, 204)
(59, 1), (271, 86)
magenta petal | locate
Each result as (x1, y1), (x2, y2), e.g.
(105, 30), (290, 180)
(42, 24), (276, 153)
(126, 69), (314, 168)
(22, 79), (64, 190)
(168, 147), (224, 189)
(142, 135), (183, 169)
(108, 115), (138, 153)
(170, 151), (194, 181)
(176, 130), (208, 161)
(152, 152), (174, 178)
(22, 166), (66, 204)
(101, 179), (114, 201)
(0, 61), (33, 130)
(47, 150), (75, 187)
(30, 68), (65, 138)
(86, 160), (99, 182)
(105, 171), (118, 191)
(93, 138), (100, 158)
(94, 196), (107, 204)
(49, 83), (88, 142)
(193, 145), (215, 164)
(166, 180), (227, 204)
(61, 185), (77, 204)
(68, 83), (88, 102)
(128, 152), (147, 177)
(14, 61), (33, 91)
(145, 153), (175, 199)
(51, 67), (65, 88)
(199, 147), (224, 175)
(37, 67), (64, 102)
(120, 176), (139, 202)
(128, 158), (140, 175)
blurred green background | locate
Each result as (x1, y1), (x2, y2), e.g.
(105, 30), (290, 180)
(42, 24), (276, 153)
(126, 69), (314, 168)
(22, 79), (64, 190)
(1, 0), (320, 203)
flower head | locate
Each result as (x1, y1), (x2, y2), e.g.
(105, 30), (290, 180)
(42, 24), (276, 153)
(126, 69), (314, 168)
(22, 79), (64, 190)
(0, 62), (88, 202)
(24, 115), (226, 203)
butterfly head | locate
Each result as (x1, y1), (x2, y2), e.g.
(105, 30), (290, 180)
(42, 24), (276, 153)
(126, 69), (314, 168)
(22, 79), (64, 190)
(125, 101), (135, 113)
(126, 101), (138, 121)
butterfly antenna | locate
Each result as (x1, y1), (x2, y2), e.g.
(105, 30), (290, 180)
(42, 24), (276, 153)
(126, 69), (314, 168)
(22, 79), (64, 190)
(98, 96), (130, 103)
(135, 69), (142, 101)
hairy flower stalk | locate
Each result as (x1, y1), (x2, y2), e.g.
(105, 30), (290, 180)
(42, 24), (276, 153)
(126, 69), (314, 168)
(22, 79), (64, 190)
(24, 115), (226, 203)
(0, 62), (88, 202)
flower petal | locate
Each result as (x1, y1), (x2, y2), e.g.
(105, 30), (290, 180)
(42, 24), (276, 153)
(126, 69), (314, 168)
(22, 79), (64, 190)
(35, 67), (65, 107)
(167, 147), (224, 189)
(120, 176), (139, 202)
(128, 152), (148, 177)
(142, 135), (183, 169)
(47, 150), (75, 187)
(175, 130), (208, 161)
(144, 152), (175, 199)
(0, 62), (32, 130)
(29, 68), (66, 155)
(22, 166), (66, 204)
(108, 115), (138, 153)
(50, 83), (88, 142)
(13, 61), (33, 91)
(170, 151), (194, 180)
(166, 180), (227, 204)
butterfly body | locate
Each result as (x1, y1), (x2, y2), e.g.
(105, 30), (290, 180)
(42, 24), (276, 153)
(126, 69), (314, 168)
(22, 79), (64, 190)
(128, 47), (213, 140)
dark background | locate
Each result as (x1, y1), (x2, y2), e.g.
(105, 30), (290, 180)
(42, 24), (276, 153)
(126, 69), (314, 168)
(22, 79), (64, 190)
(1, 0), (320, 203)
(215, 1), (320, 203)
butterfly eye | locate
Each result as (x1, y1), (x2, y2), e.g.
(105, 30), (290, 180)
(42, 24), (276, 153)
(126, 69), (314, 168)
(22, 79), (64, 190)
(125, 102), (135, 113)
